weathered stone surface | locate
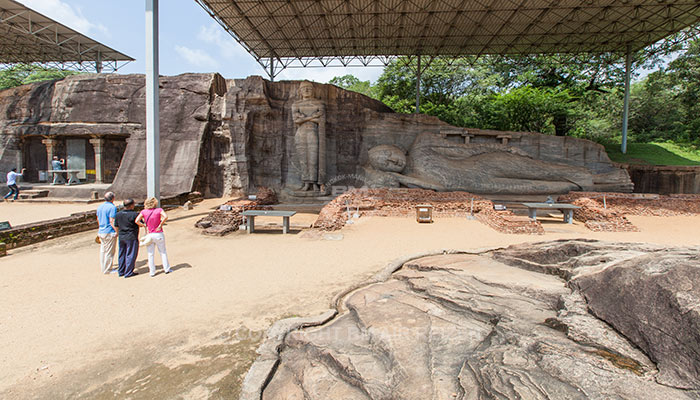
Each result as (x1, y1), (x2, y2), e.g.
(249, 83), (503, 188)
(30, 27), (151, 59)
(362, 133), (633, 194)
(621, 164), (700, 194)
(572, 249), (700, 389)
(258, 241), (700, 399)
(110, 73), (228, 198)
(1, 74), (632, 197)
(0, 73), (227, 197)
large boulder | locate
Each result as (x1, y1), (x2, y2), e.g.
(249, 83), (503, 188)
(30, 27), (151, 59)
(572, 247), (700, 389)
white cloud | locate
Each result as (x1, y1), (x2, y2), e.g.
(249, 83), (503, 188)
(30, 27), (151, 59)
(192, 22), (386, 82)
(278, 66), (384, 84)
(197, 23), (250, 60)
(19, 0), (109, 36)
(174, 45), (219, 69)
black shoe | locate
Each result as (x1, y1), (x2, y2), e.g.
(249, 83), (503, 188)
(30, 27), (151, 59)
(124, 272), (139, 278)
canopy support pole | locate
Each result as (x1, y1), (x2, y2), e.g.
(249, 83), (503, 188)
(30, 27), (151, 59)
(95, 50), (102, 73)
(270, 57), (274, 81)
(146, 0), (160, 201)
(415, 55), (421, 114)
(621, 46), (632, 154)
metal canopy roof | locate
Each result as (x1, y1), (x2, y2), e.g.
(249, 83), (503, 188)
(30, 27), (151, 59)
(195, 0), (700, 71)
(0, 0), (133, 72)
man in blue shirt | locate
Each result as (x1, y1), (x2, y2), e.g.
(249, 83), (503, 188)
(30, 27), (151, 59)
(4, 167), (26, 201)
(96, 191), (118, 274)
(51, 156), (66, 185)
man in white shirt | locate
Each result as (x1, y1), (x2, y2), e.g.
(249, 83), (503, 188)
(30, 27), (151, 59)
(4, 168), (25, 201)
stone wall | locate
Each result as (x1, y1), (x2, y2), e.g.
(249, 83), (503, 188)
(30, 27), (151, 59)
(0, 211), (98, 250)
(619, 164), (700, 194)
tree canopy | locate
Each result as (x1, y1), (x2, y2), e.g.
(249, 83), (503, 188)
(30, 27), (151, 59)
(329, 35), (700, 147)
(0, 64), (78, 91)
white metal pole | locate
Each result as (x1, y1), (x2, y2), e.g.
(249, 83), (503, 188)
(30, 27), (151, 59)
(621, 46), (632, 154)
(415, 55), (421, 114)
(146, 0), (160, 201)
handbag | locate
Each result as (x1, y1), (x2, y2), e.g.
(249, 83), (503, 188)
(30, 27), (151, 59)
(138, 209), (158, 246)
(139, 233), (155, 246)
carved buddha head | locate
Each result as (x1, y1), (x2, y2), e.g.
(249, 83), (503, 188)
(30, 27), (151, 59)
(368, 145), (407, 172)
(299, 81), (315, 100)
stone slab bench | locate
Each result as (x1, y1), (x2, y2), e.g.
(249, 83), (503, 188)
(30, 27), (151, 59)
(46, 169), (81, 185)
(241, 210), (297, 234)
(522, 202), (580, 224)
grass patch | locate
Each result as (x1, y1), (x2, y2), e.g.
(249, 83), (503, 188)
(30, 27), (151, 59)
(603, 142), (700, 166)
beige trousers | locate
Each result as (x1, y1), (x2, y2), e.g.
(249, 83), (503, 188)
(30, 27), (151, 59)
(99, 233), (117, 274)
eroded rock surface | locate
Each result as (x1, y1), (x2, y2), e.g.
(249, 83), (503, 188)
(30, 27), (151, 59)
(1, 74), (631, 199)
(260, 241), (700, 399)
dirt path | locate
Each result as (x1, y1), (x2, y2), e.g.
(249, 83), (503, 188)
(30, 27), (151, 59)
(1, 199), (698, 398)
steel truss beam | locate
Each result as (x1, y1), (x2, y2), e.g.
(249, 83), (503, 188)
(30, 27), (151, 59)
(0, 0), (133, 69)
(195, 0), (700, 80)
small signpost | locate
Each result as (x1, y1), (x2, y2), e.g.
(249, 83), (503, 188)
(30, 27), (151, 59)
(0, 221), (11, 231)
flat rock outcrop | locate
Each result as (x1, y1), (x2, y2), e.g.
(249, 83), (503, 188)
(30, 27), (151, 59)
(255, 240), (700, 399)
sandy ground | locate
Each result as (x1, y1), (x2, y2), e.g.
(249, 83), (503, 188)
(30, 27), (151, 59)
(1, 199), (699, 398)
(0, 202), (100, 226)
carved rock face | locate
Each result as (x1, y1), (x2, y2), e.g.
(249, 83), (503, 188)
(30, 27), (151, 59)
(299, 81), (314, 100)
(368, 144), (406, 172)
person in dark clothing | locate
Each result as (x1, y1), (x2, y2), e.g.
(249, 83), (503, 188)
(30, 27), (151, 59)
(115, 199), (140, 278)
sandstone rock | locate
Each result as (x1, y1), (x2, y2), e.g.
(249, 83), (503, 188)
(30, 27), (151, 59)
(256, 242), (700, 399)
(572, 249), (700, 389)
(1, 75), (631, 198)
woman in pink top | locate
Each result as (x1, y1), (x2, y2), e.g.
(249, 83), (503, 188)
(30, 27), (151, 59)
(135, 197), (172, 276)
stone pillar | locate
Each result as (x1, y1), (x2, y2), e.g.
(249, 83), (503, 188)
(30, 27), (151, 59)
(42, 138), (57, 171)
(89, 138), (105, 184)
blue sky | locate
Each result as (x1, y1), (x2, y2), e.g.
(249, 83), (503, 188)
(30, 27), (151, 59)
(18, 0), (384, 83)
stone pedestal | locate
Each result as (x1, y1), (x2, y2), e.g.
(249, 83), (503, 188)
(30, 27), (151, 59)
(89, 138), (105, 184)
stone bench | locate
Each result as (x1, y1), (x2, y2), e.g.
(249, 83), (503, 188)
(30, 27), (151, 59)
(522, 202), (580, 224)
(47, 169), (81, 185)
(241, 210), (297, 234)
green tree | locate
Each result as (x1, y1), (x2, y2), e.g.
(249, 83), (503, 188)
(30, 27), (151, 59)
(0, 64), (78, 90)
(480, 87), (574, 134)
(328, 74), (376, 98)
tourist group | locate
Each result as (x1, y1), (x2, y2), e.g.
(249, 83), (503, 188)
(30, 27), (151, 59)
(96, 192), (172, 278)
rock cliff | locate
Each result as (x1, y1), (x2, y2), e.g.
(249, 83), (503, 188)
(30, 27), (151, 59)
(0, 74), (632, 197)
